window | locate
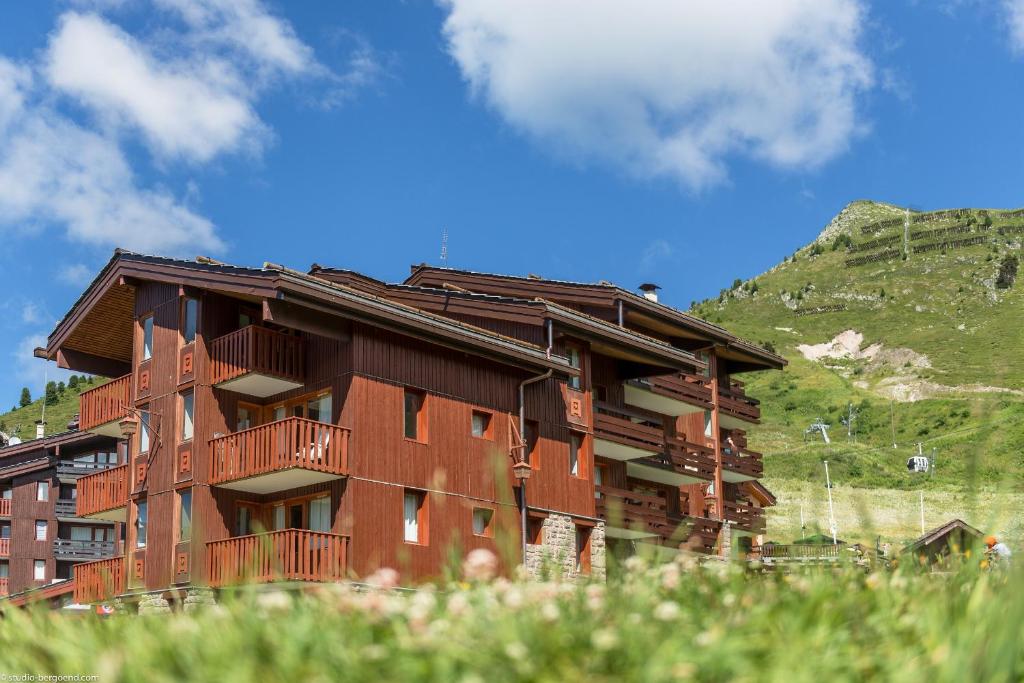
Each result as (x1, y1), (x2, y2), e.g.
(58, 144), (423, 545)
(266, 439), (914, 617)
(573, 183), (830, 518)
(593, 384), (608, 402)
(33, 560), (45, 581)
(135, 500), (148, 548)
(139, 406), (151, 454)
(0, 524), (9, 539)
(142, 315), (154, 361)
(0, 561), (7, 578)
(527, 517), (544, 545)
(306, 394), (332, 424)
(36, 481), (48, 502)
(569, 432), (583, 477)
(404, 389), (425, 441)
(35, 520), (47, 541)
(181, 391), (194, 441)
(308, 497), (331, 533)
(237, 404), (259, 431)
(566, 345), (582, 389)
(594, 463), (607, 499)
(272, 505), (285, 531)
(178, 489), (192, 543)
(576, 526), (592, 574)
(183, 298), (198, 344)
(236, 506), (253, 536)
(0, 485), (10, 499)
(471, 410), (492, 439)
(704, 410), (713, 439)
(70, 527), (92, 541)
(403, 490), (426, 544)
(472, 508), (494, 537)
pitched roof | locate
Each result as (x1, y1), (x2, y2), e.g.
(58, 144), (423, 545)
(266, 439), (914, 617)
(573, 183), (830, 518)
(42, 251), (578, 378)
(404, 265), (786, 370)
(903, 518), (985, 554)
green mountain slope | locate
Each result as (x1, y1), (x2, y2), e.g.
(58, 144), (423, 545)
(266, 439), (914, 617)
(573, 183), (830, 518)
(693, 201), (1024, 542)
(0, 378), (100, 444)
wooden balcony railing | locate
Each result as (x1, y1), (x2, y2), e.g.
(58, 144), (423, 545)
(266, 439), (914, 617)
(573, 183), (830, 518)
(0, 539), (9, 557)
(210, 418), (349, 487)
(206, 529), (349, 587)
(595, 485), (679, 539)
(593, 402), (664, 455)
(73, 556), (125, 604)
(631, 373), (714, 410)
(211, 325), (305, 386)
(0, 498), (10, 517)
(53, 539), (117, 561)
(57, 460), (123, 480)
(688, 517), (723, 554)
(76, 464), (128, 518)
(718, 383), (761, 423)
(54, 499), (78, 518)
(667, 438), (716, 481)
(721, 448), (763, 480)
(78, 374), (132, 432)
(757, 544), (841, 560)
(0, 578), (7, 596)
(723, 500), (766, 534)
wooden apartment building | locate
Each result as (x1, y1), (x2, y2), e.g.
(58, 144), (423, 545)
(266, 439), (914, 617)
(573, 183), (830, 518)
(0, 429), (123, 600)
(37, 251), (784, 607)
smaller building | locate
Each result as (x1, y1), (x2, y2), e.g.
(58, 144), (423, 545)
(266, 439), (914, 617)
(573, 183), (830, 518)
(0, 430), (124, 598)
(902, 518), (984, 568)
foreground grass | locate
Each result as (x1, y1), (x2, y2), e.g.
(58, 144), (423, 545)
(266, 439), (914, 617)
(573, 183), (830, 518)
(1, 555), (1021, 682)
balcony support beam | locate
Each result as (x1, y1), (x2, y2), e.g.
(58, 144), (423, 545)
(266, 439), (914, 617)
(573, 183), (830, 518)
(262, 299), (351, 342)
(56, 348), (130, 378)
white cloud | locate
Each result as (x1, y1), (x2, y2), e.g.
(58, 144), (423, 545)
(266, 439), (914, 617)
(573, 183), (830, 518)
(1004, 0), (1024, 52)
(20, 303), (42, 325)
(639, 239), (674, 272)
(47, 12), (265, 163)
(440, 0), (874, 190)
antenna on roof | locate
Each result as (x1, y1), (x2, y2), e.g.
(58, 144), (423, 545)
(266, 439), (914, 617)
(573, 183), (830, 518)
(440, 228), (449, 267)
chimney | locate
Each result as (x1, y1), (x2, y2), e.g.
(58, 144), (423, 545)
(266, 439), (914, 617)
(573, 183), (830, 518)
(35, 420), (46, 440)
(638, 283), (661, 303)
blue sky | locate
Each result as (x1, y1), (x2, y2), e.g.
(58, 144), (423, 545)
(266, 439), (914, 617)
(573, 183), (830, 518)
(0, 0), (1023, 409)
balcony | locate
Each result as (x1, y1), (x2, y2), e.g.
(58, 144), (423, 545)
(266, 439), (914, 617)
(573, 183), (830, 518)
(721, 448), (763, 483)
(687, 517), (723, 554)
(73, 556), (124, 604)
(211, 325), (305, 398)
(206, 529), (349, 587)
(723, 500), (766, 535)
(55, 499), (79, 519)
(53, 539), (117, 561)
(593, 402), (664, 462)
(624, 373), (713, 417)
(0, 539), (8, 557)
(57, 459), (123, 483)
(717, 381), (761, 429)
(78, 374), (132, 437)
(76, 464), (128, 522)
(595, 486), (680, 541)
(0, 498), (9, 517)
(210, 418), (349, 494)
(756, 544), (842, 563)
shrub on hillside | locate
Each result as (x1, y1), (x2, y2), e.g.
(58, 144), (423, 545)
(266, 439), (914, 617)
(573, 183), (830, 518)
(996, 254), (1019, 289)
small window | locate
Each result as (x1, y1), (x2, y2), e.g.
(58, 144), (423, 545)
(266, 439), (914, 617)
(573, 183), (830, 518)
(36, 481), (48, 502)
(594, 463), (607, 499)
(272, 505), (285, 531)
(527, 518), (544, 545)
(569, 432), (583, 477)
(142, 315), (154, 361)
(0, 561), (8, 578)
(178, 489), (192, 543)
(576, 526), (592, 574)
(593, 384), (608, 402)
(237, 405), (257, 431)
(236, 506), (252, 536)
(0, 486), (10, 499)
(471, 410), (492, 439)
(139, 406), (151, 454)
(181, 391), (195, 441)
(308, 496), (331, 533)
(33, 560), (45, 581)
(472, 508), (494, 537)
(403, 490), (426, 544)
(306, 393), (332, 424)
(0, 524), (9, 539)
(183, 298), (198, 344)
(136, 499), (148, 548)
(35, 520), (47, 541)
(404, 389), (425, 441)
(566, 345), (582, 389)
